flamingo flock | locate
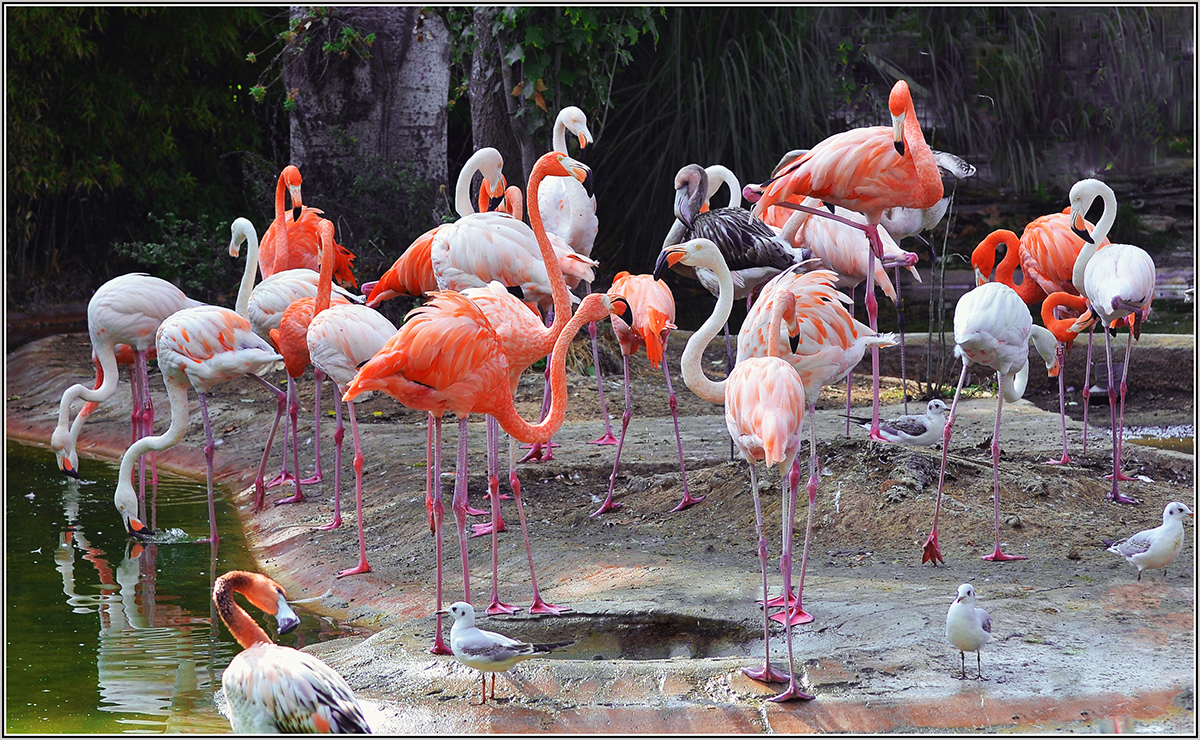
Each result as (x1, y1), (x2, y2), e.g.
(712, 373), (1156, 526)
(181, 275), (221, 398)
(48, 81), (1170, 721)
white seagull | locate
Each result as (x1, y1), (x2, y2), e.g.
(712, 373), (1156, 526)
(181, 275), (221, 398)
(849, 399), (948, 446)
(946, 583), (991, 679)
(437, 601), (572, 704)
(1105, 501), (1193, 581)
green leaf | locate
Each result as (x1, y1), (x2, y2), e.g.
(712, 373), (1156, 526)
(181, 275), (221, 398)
(503, 43), (524, 65)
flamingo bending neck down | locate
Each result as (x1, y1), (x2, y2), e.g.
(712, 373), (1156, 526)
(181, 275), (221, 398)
(656, 237), (813, 702)
(214, 570), (370, 733)
(1067, 178), (1156, 505)
(922, 282), (1058, 565)
(750, 79), (943, 441)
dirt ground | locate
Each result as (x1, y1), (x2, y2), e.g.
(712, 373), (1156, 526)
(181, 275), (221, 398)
(6, 329), (1196, 733)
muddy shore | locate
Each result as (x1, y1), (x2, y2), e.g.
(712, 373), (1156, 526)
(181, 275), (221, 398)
(6, 330), (1195, 733)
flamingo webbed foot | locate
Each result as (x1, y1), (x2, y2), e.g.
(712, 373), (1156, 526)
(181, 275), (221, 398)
(336, 562), (371, 578)
(981, 548), (1027, 562)
(588, 432), (619, 446)
(921, 531), (944, 565)
(529, 599), (571, 616)
(312, 517), (342, 531)
(589, 499), (623, 518)
(299, 472), (323, 485)
(769, 605), (814, 626)
(470, 519), (506, 538)
(769, 682), (816, 702)
(1042, 454), (1071, 465)
(465, 504), (490, 517)
(742, 664), (791, 684)
(486, 600), (520, 616)
(669, 493), (705, 512)
(1106, 491), (1141, 505)
(1103, 471), (1136, 482)
(273, 491), (303, 506)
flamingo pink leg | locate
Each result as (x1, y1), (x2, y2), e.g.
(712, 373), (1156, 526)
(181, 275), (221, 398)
(772, 423), (816, 626)
(1102, 329), (1139, 503)
(194, 391), (220, 545)
(300, 368), (326, 485)
(520, 307), (561, 462)
(895, 266), (909, 414)
(844, 286), (856, 436)
(336, 400), (372, 577)
(771, 455), (815, 702)
(266, 378), (298, 490)
(509, 433), (570, 615)
(274, 377), (305, 505)
(484, 416), (518, 615)
(664, 335), (702, 512)
(452, 417), (473, 603)
(1044, 342), (1072, 465)
(471, 418), (508, 537)
(923, 362), (969, 565)
(131, 349), (148, 523)
(1081, 324), (1095, 455)
(250, 375), (287, 512)
(1104, 330), (1137, 484)
(587, 320), (618, 445)
(313, 384), (344, 531)
(981, 374), (1025, 562)
(741, 464), (790, 685)
(593, 356), (633, 517)
(141, 352), (160, 488)
(429, 415), (451, 655)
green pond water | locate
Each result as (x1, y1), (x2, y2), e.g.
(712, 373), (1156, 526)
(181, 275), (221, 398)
(4, 440), (366, 734)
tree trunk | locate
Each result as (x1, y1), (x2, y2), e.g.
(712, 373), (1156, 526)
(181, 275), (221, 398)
(468, 7), (524, 193)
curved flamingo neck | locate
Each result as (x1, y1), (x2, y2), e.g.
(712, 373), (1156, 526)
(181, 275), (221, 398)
(767, 292), (794, 358)
(272, 171), (291, 275)
(526, 154), (573, 334)
(552, 114), (569, 154)
(680, 255), (733, 405)
(975, 230), (1045, 304)
(1040, 292), (1089, 343)
(1072, 182), (1116, 292)
(233, 221), (260, 319)
(489, 299), (606, 441)
(213, 572), (273, 649)
(113, 375), (190, 518)
(903, 95), (943, 208)
(313, 221), (335, 315)
(455, 149), (500, 218)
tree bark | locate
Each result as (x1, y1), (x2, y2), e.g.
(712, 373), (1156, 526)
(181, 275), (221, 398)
(468, 7), (524, 192)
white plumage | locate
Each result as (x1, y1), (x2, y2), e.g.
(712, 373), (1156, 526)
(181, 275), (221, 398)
(1106, 502), (1193, 580)
(946, 583), (992, 679)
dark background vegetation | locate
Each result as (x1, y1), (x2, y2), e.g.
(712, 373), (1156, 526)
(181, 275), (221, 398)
(6, 6), (1193, 313)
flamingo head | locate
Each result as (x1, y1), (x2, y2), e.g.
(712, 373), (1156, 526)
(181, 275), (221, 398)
(282, 165), (303, 214)
(970, 230), (1016, 286)
(673, 164), (707, 228)
(889, 80), (912, 156)
(114, 476), (153, 540)
(1068, 179), (1104, 244)
(558, 105), (595, 159)
(543, 152), (593, 198)
(216, 572), (301, 634)
(50, 426), (80, 478)
(228, 217), (257, 258)
(654, 237), (723, 280)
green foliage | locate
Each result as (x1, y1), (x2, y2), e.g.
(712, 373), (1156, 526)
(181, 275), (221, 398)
(113, 212), (243, 305)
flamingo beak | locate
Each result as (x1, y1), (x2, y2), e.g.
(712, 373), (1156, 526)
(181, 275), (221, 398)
(127, 516), (154, 540)
(653, 248), (682, 280)
(610, 297), (630, 317)
(892, 111), (906, 156)
(578, 133), (593, 161)
(579, 168), (595, 198)
(1070, 210), (1094, 243)
(674, 186), (693, 227)
(275, 594), (301, 635)
(61, 460), (81, 479)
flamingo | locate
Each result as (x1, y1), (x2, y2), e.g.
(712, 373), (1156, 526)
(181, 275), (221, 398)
(592, 270), (702, 516)
(342, 290), (624, 654)
(230, 218), (362, 507)
(737, 267), (896, 623)
(921, 282), (1059, 565)
(656, 237), (812, 702)
(538, 105), (598, 258)
(258, 165), (357, 286)
(213, 570), (370, 733)
(970, 208), (1111, 464)
(776, 197), (918, 433)
(1066, 178), (1156, 504)
(112, 304), (282, 543)
(268, 220), (357, 507)
(51, 274), (201, 515)
(751, 79), (944, 441)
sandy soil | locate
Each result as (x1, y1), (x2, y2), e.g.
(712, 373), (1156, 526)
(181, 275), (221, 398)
(6, 330), (1195, 733)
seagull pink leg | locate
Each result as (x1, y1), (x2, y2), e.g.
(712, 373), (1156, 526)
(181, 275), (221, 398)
(924, 363), (968, 565)
(742, 464), (789, 684)
(594, 355), (632, 517)
(484, 417), (518, 615)
(336, 401), (372, 577)
(1044, 342), (1072, 465)
(588, 320), (618, 445)
(313, 383), (344, 530)
(664, 335), (703, 512)
(429, 416), (451, 655)
(982, 377), (1025, 561)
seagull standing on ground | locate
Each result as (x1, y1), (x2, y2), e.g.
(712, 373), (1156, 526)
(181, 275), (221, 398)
(848, 399), (948, 446)
(1105, 502), (1194, 581)
(437, 601), (573, 704)
(946, 583), (991, 680)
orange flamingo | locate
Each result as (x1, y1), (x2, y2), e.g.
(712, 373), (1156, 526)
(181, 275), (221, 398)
(593, 271), (702, 516)
(658, 237), (813, 702)
(342, 290), (623, 654)
(112, 305), (282, 542)
(737, 267), (896, 623)
(268, 220), (355, 507)
(971, 208), (1110, 464)
(214, 571), (370, 733)
(922, 282), (1058, 565)
(751, 79), (943, 441)
(1066, 178), (1156, 504)
(258, 165), (357, 287)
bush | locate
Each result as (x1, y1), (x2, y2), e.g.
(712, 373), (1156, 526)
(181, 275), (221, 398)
(113, 212), (245, 306)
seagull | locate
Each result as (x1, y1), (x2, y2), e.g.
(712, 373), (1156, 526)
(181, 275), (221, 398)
(946, 583), (991, 679)
(437, 601), (573, 704)
(846, 399), (948, 446)
(1105, 502), (1193, 581)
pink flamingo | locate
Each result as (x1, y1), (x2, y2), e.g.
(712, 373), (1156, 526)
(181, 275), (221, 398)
(738, 267), (896, 624)
(1066, 178), (1156, 504)
(214, 571), (370, 733)
(658, 237), (813, 702)
(751, 79), (944, 441)
(342, 289), (623, 654)
(592, 270), (703, 516)
(922, 282), (1059, 565)
(971, 208), (1111, 463)
(112, 305), (282, 543)
(258, 165), (357, 286)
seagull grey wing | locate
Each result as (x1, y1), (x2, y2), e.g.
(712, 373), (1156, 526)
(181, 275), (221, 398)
(977, 608), (992, 635)
(886, 415), (930, 438)
(462, 640), (532, 663)
(1108, 535), (1152, 557)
